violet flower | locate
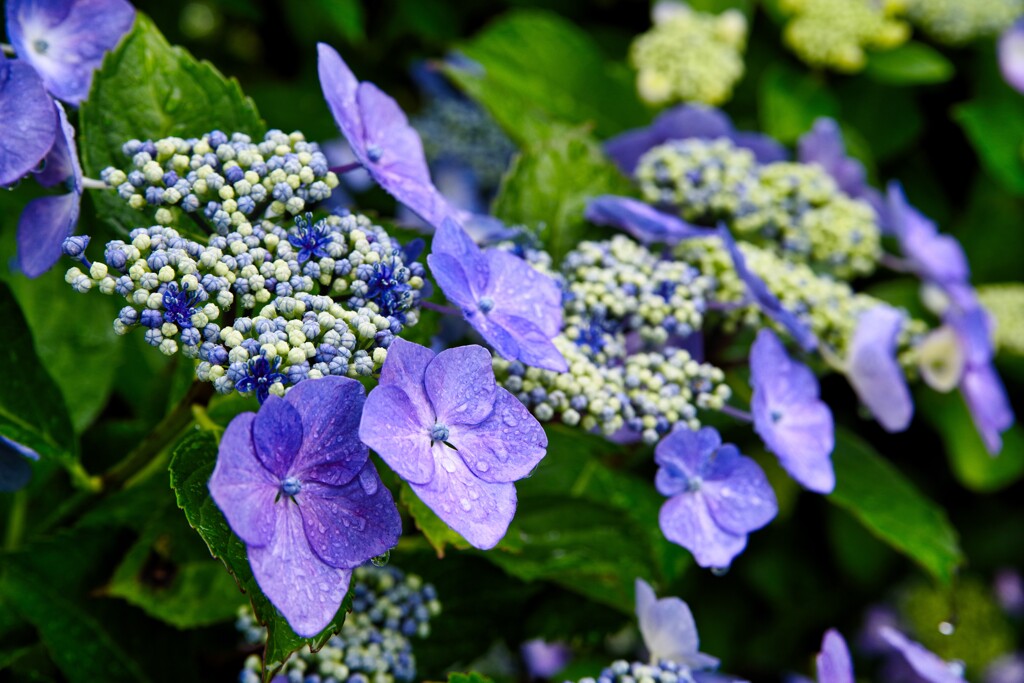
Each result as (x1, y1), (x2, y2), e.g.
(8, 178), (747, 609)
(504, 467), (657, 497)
(208, 376), (401, 637)
(878, 627), (966, 683)
(886, 182), (969, 289)
(0, 436), (40, 493)
(815, 630), (853, 683)
(797, 118), (884, 217)
(427, 217), (568, 372)
(654, 426), (777, 569)
(999, 18), (1024, 94)
(635, 577), (719, 670)
(846, 305), (914, 433)
(359, 339), (548, 549)
(318, 42), (453, 229)
(0, 54), (57, 187)
(586, 195), (707, 245)
(18, 101), (83, 277)
(6, 0), (136, 105)
(606, 104), (787, 175)
(750, 329), (835, 494)
(521, 639), (572, 679)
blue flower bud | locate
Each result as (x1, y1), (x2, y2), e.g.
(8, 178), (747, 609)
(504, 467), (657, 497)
(61, 235), (91, 259)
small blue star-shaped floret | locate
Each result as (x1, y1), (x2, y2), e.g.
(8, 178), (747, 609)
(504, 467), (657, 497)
(288, 213), (332, 264)
(235, 354), (287, 403)
(365, 258), (412, 317)
(161, 282), (202, 328)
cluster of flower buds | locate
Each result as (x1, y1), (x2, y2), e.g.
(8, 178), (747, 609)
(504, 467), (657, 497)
(237, 566), (440, 683)
(62, 210), (425, 402)
(906, 0), (1022, 45)
(630, 2), (747, 106)
(100, 129), (339, 232)
(780, 0), (909, 72)
(636, 138), (882, 278)
(978, 284), (1024, 357)
(575, 659), (699, 683)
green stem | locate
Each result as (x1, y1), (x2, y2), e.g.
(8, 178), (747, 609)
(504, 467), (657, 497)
(4, 490), (28, 551)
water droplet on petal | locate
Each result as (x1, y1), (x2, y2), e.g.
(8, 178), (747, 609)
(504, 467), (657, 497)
(711, 566), (729, 577)
(359, 468), (379, 495)
(460, 498), (472, 511)
(371, 550), (390, 567)
(476, 461), (490, 473)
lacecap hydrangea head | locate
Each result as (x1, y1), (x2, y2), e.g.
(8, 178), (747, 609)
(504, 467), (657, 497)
(780, 0), (909, 72)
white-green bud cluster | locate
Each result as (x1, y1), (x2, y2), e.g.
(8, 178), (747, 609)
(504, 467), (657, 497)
(780, 0), (909, 72)
(978, 283), (1024, 357)
(906, 0), (1023, 45)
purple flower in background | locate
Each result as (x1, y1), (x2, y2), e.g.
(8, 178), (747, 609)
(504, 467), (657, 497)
(318, 42), (453, 229)
(6, 0), (136, 105)
(18, 101), (83, 277)
(209, 376), (401, 637)
(0, 54), (57, 187)
(360, 339), (548, 549)
(635, 577), (719, 669)
(750, 329), (835, 494)
(718, 225), (818, 352)
(878, 627), (966, 683)
(606, 104), (788, 175)
(655, 426), (777, 569)
(985, 654), (1024, 683)
(798, 119), (884, 217)
(586, 195), (707, 245)
(427, 217), (568, 372)
(815, 630), (853, 683)
(885, 183), (969, 289)
(999, 18), (1024, 93)
(521, 639), (572, 679)
(994, 568), (1024, 616)
(0, 436), (40, 493)
(846, 305), (914, 433)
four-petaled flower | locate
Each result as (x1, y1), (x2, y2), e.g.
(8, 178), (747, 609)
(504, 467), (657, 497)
(635, 577), (719, 670)
(236, 354), (287, 404)
(878, 627), (966, 683)
(161, 282), (201, 328)
(359, 338), (548, 549)
(427, 217), (568, 372)
(846, 304), (913, 433)
(209, 376), (402, 637)
(288, 213), (333, 264)
(750, 329), (835, 494)
(655, 426), (777, 568)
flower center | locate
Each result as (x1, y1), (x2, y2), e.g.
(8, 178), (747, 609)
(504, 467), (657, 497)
(281, 476), (302, 497)
(162, 282), (201, 328)
(478, 297), (495, 314)
(770, 409), (783, 424)
(33, 39), (48, 55)
(430, 422), (450, 443)
(366, 144), (383, 163)
(685, 475), (703, 493)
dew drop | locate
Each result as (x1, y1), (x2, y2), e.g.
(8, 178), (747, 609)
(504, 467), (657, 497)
(475, 461), (490, 473)
(711, 566), (729, 577)
(371, 550), (390, 567)
(460, 498), (472, 512)
(938, 621), (955, 636)
(441, 457), (457, 473)
(359, 467), (379, 495)
(502, 411), (519, 427)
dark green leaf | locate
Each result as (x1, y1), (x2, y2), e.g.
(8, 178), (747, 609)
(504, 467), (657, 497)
(491, 124), (633, 262)
(954, 71), (1024, 196)
(758, 64), (839, 144)
(445, 673), (495, 683)
(828, 429), (963, 583)
(80, 13), (264, 233)
(309, 0), (364, 43)
(864, 42), (954, 85)
(168, 431), (351, 677)
(445, 10), (646, 144)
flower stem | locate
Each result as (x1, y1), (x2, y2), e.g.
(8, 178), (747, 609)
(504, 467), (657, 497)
(4, 490), (28, 551)
(330, 161), (363, 175)
(421, 300), (460, 317)
(80, 177), (109, 191)
(719, 403), (754, 423)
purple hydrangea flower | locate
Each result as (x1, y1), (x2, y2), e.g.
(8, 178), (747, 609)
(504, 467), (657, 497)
(0, 436), (41, 492)
(885, 183), (969, 288)
(654, 426), (778, 568)
(17, 101), (83, 277)
(878, 627), (966, 683)
(606, 104), (788, 175)
(359, 339), (548, 549)
(999, 18), (1024, 93)
(6, 0), (136, 105)
(317, 42), (453, 229)
(208, 376), (402, 638)
(0, 54), (57, 187)
(846, 305), (914, 433)
(521, 639), (572, 679)
(750, 329), (835, 494)
(815, 630), (853, 683)
(585, 195), (707, 245)
(797, 119), (884, 218)
(635, 577), (719, 670)
(427, 217), (567, 372)
(985, 654), (1024, 683)
(718, 225), (818, 352)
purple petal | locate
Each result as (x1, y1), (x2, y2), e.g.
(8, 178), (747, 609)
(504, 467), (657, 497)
(359, 384), (435, 485)
(432, 215), (485, 262)
(878, 627), (965, 683)
(521, 639), (572, 679)
(816, 630), (854, 683)
(18, 191), (81, 278)
(317, 42), (364, 154)
(462, 310), (522, 361)
(0, 435), (40, 461)
(701, 446), (778, 536)
(208, 413), (279, 547)
(35, 100), (81, 189)
(298, 462), (401, 569)
(451, 387), (547, 483)
(424, 345), (497, 426)
(484, 250), (563, 338)
(284, 376), (368, 487)
(0, 442), (34, 492)
(252, 395), (303, 479)
(731, 131), (789, 164)
(378, 337), (434, 420)
(7, 0), (135, 105)
(961, 363), (1014, 455)
(847, 305), (913, 433)
(409, 445), (517, 550)
(886, 182), (969, 286)
(585, 195), (707, 245)
(428, 252), (479, 311)
(798, 119), (872, 204)
(248, 501), (352, 638)
(1000, 19), (1024, 93)
(654, 427), (721, 495)
(0, 58), (57, 186)
(487, 311), (568, 372)
(635, 578), (719, 669)
(658, 492), (748, 569)
(718, 225), (817, 352)
(947, 304), (994, 368)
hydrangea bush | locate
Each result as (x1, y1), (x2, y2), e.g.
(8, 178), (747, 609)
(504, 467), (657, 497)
(0, 1), (1021, 682)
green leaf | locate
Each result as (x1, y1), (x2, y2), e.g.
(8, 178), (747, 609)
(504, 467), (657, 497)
(445, 673), (495, 683)
(445, 9), (646, 144)
(917, 390), (1024, 492)
(309, 0), (364, 43)
(828, 429), (963, 583)
(168, 431), (351, 677)
(955, 94), (1024, 196)
(491, 124), (633, 262)
(80, 13), (264, 233)
(758, 64), (839, 144)
(0, 282), (77, 464)
(864, 42), (954, 85)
